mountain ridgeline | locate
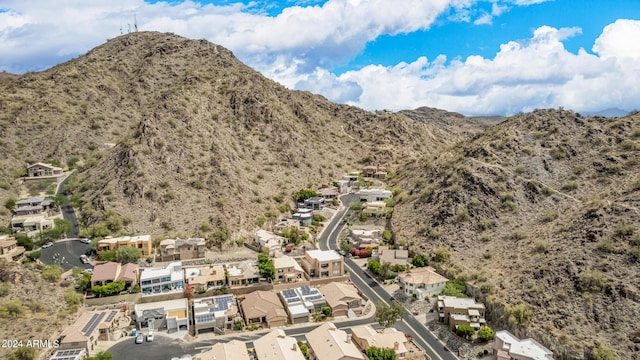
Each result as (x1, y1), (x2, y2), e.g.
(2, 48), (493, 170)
(0, 32), (638, 359)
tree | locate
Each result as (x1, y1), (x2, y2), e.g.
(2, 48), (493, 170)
(321, 306), (332, 317)
(365, 347), (396, 360)
(368, 259), (381, 275)
(380, 261), (392, 279)
(98, 250), (116, 262)
(592, 344), (620, 360)
(25, 250), (41, 261)
(375, 300), (404, 328)
(441, 279), (466, 298)
(293, 189), (318, 203)
(456, 324), (475, 339)
(115, 247), (142, 264)
(258, 254), (275, 281)
(382, 230), (393, 242)
(92, 280), (126, 297)
(477, 326), (494, 342)
(4, 198), (16, 210)
(411, 254), (429, 267)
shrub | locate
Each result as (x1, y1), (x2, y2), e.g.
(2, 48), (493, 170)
(596, 237), (615, 253)
(477, 326), (495, 342)
(441, 279), (466, 298)
(42, 264), (64, 282)
(534, 241), (549, 253)
(561, 181), (578, 191)
(434, 246), (451, 262)
(63, 288), (84, 309)
(540, 209), (558, 223)
(505, 303), (532, 325)
(578, 270), (607, 292)
(0, 299), (26, 319)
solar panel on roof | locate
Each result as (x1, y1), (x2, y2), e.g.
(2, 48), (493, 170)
(282, 289), (298, 298)
(306, 295), (323, 301)
(81, 312), (106, 336)
(300, 285), (311, 295)
(105, 310), (117, 322)
(286, 297), (301, 303)
(196, 314), (214, 323)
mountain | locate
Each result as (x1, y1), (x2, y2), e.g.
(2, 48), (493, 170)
(392, 108), (640, 359)
(586, 108), (630, 118)
(0, 31), (460, 242)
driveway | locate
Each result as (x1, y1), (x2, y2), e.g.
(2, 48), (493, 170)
(107, 334), (208, 360)
(40, 239), (92, 271)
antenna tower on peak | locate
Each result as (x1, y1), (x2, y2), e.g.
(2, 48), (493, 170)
(134, 14), (138, 32)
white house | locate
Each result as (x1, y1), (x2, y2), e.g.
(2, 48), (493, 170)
(140, 262), (184, 296)
(398, 267), (448, 299)
(359, 189), (392, 203)
(494, 330), (553, 360)
(254, 229), (287, 252)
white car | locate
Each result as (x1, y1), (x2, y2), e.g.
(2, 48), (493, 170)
(80, 238), (92, 244)
(80, 255), (90, 264)
(84, 268), (93, 274)
(146, 332), (154, 342)
(42, 242), (54, 249)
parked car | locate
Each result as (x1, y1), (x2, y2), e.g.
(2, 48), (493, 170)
(80, 255), (89, 264)
(146, 331), (154, 342)
(80, 238), (91, 244)
(84, 249), (92, 256)
(42, 242), (54, 249)
(135, 334), (144, 344)
(84, 268), (93, 274)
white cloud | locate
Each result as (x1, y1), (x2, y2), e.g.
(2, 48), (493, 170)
(474, 11), (493, 25)
(491, 3), (509, 16)
(593, 19), (640, 59)
(326, 22), (640, 115)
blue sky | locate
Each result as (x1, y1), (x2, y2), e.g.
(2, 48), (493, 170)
(1, 0), (639, 115)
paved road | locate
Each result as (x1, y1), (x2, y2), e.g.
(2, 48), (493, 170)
(39, 239), (92, 271)
(319, 194), (458, 360)
(56, 174), (79, 238)
(107, 334), (206, 360)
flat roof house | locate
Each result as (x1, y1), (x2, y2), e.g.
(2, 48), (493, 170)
(27, 162), (63, 178)
(255, 230), (287, 253)
(90, 261), (138, 289)
(13, 196), (53, 216)
(134, 298), (189, 333)
(185, 264), (226, 292)
(359, 189), (392, 203)
(255, 329), (306, 360)
(241, 290), (288, 328)
(306, 322), (365, 360)
(494, 330), (553, 360)
(50, 349), (87, 360)
(303, 196), (325, 211)
(398, 267), (448, 300)
(193, 294), (239, 335)
(97, 234), (153, 257)
(194, 340), (248, 360)
(301, 250), (344, 279)
(279, 285), (327, 324)
(320, 282), (363, 317)
(58, 310), (119, 352)
(10, 213), (55, 238)
(0, 235), (25, 261)
(140, 262), (184, 296)
(437, 295), (487, 331)
(225, 260), (260, 287)
(273, 255), (306, 284)
(351, 325), (414, 359)
(376, 246), (409, 267)
(317, 186), (339, 199)
(156, 237), (206, 262)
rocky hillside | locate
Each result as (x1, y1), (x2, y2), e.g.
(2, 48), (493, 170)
(0, 32), (463, 241)
(393, 109), (640, 359)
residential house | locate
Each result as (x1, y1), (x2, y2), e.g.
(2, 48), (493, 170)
(398, 267), (448, 300)
(139, 262), (184, 296)
(362, 165), (378, 177)
(97, 235), (153, 257)
(334, 179), (349, 193)
(194, 340), (248, 360)
(27, 162), (63, 178)
(254, 230), (287, 253)
(134, 298), (189, 333)
(273, 255), (305, 283)
(342, 174), (359, 187)
(349, 229), (382, 246)
(437, 295), (487, 331)
(359, 189), (392, 203)
(185, 264), (226, 292)
(292, 208), (313, 227)
(225, 260), (260, 287)
(192, 294), (239, 335)
(494, 330), (554, 360)
(90, 261), (138, 289)
(320, 282), (363, 317)
(156, 238), (206, 262)
(351, 325), (411, 359)
(376, 246), (410, 267)
(279, 285), (327, 324)
(50, 349), (87, 360)
(13, 196), (53, 216)
(254, 329), (305, 360)
(58, 310), (119, 352)
(10, 214), (55, 237)
(241, 290), (288, 328)
(301, 250), (344, 278)
(273, 219), (301, 234)
(363, 201), (386, 215)
(317, 186), (339, 200)
(306, 322), (365, 360)
(0, 235), (25, 261)
(303, 197), (325, 210)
